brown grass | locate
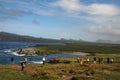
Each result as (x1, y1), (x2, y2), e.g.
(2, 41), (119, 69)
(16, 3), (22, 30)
(6, 62), (119, 80)
(0, 54), (120, 80)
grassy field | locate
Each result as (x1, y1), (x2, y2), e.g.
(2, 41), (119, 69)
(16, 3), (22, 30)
(0, 54), (120, 80)
(35, 45), (120, 54)
(20, 44), (120, 55)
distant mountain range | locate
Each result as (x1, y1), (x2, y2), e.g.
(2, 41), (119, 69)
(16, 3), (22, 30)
(96, 39), (120, 44)
(0, 32), (84, 43)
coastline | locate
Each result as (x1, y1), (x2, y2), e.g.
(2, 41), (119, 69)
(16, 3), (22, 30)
(62, 51), (90, 55)
(13, 47), (90, 56)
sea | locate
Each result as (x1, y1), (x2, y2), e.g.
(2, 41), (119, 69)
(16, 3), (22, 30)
(0, 41), (86, 64)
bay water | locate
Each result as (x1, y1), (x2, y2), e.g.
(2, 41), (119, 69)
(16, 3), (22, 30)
(0, 41), (85, 64)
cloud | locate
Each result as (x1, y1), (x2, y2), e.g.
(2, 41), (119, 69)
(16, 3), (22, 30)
(87, 4), (119, 16)
(0, 0), (54, 21)
(86, 16), (120, 40)
(0, 3), (32, 21)
(32, 20), (40, 26)
(51, 0), (82, 13)
(51, 0), (120, 41)
(0, 0), (120, 41)
(6, 8), (31, 16)
(0, 0), (119, 19)
(89, 20), (120, 36)
(50, 0), (119, 16)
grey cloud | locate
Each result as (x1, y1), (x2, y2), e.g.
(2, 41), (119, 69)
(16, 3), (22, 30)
(0, 0), (54, 21)
(6, 8), (29, 16)
(0, 3), (33, 21)
(32, 20), (40, 25)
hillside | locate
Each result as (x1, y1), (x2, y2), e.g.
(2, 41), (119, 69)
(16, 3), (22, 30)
(0, 32), (85, 43)
(0, 32), (60, 42)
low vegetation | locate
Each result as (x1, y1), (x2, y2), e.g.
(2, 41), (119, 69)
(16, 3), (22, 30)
(0, 54), (120, 80)
(35, 45), (120, 53)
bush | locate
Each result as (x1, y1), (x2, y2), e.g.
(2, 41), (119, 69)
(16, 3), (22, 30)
(71, 77), (78, 80)
(63, 60), (71, 64)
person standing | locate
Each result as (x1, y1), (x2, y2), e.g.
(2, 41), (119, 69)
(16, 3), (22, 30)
(101, 57), (104, 64)
(77, 57), (80, 63)
(11, 57), (14, 64)
(42, 56), (46, 65)
(98, 57), (101, 64)
(86, 57), (90, 64)
(93, 57), (97, 64)
(53, 57), (57, 63)
(110, 58), (113, 64)
(107, 57), (110, 64)
(80, 57), (83, 65)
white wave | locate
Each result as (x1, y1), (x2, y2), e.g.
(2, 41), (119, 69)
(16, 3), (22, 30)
(19, 61), (43, 64)
(31, 61), (43, 64)
(11, 52), (25, 56)
(4, 49), (12, 53)
(3, 49), (25, 56)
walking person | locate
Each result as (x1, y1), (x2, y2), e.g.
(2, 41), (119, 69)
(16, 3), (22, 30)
(21, 61), (25, 71)
(20, 58), (27, 71)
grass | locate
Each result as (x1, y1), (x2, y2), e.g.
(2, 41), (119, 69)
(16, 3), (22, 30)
(0, 65), (32, 80)
(34, 45), (120, 54)
(0, 54), (120, 80)
(21, 44), (120, 55)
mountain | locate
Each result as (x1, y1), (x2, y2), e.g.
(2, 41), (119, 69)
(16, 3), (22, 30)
(0, 32), (84, 43)
(0, 32), (60, 42)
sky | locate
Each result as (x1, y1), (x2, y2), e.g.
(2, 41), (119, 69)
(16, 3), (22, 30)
(0, 0), (120, 42)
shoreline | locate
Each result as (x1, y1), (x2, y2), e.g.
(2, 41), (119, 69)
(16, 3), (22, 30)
(13, 50), (90, 56)
(62, 51), (90, 55)
(13, 47), (91, 56)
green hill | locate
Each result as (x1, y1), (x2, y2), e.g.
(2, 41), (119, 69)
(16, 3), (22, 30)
(0, 32), (85, 43)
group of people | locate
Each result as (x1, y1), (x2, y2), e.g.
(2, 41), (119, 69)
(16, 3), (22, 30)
(10, 56), (114, 71)
(107, 57), (114, 64)
(77, 57), (114, 65)
(93, 57), (114, 64)
(43, 56), (58, 64)
(20, 56), (47, 71)
(77, 57), (83, 64)
(20, 56), (58, 71)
